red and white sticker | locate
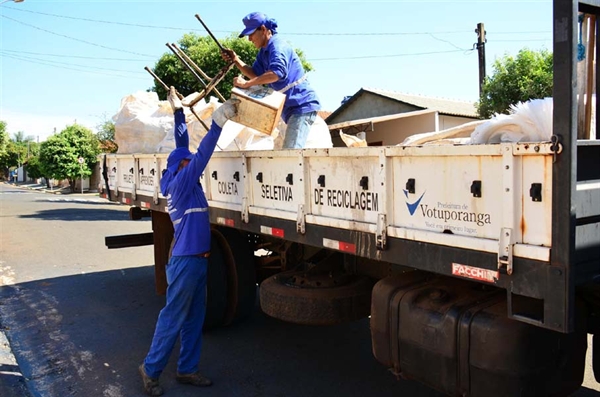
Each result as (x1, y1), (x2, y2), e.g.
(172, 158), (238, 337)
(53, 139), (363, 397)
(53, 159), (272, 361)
(260, 225), (285, 238)
(323, 238), (356, 254)
(140, 201), (151, 209)
(216, 217), (235, 227)
(452, 263), (499, 283)
(121, 197), (131, 205)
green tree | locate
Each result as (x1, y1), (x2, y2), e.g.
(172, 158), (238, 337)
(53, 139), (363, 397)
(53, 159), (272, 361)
(0, 128), (30, 180)
(39, 124), (101, 192)
(151, 33), (315, 100)
(0, 121), (8, 179)
(25, 155), (45, 180)
(477, 48), (553, 119)
(96, 114), (118, 153)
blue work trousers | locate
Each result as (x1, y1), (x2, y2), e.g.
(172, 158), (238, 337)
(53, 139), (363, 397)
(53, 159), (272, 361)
(283, 111), (317, 149)
(143, 255), (208, 378)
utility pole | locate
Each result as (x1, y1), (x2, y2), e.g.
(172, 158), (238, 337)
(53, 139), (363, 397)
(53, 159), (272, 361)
(475, 23), (486, 98)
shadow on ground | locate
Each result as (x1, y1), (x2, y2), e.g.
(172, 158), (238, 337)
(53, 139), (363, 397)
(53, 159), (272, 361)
(19, 207), (140, 222)
(0, 266), (444, 397)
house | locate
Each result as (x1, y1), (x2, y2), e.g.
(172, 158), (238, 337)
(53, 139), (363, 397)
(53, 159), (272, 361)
(325, 88), (479, 147)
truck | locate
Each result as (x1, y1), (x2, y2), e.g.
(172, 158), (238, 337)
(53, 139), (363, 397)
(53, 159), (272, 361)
(99, 1), (600, 395)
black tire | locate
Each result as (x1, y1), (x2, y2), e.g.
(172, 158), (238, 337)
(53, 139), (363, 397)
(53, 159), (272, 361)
(259, 270), (374, 325)
(214, 226), (257, 325)
(203, 229), (229, 330)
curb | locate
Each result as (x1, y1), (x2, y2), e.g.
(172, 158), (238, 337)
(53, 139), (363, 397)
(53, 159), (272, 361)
(3, 182), (101, 198)
(0, 328), (31, 397)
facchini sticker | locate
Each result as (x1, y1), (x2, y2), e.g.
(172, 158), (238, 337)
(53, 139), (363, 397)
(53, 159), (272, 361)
(452, 263), (499, 283)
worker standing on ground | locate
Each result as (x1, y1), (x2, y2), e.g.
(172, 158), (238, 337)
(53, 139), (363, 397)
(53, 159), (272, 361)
(138, 87), (239, 396)
(222, 11), (321, 149)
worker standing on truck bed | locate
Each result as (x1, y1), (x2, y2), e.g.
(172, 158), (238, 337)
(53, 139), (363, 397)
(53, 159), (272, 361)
(138, 87), (239, 396)
(222, 11), (321, 149)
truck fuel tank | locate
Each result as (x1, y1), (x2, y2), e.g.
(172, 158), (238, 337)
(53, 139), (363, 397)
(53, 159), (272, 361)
(371, 272), (587, 397)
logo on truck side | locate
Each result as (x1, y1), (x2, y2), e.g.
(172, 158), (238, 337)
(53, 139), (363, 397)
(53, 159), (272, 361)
(403, 189), (425, 215)
(404, 190), (492, 231)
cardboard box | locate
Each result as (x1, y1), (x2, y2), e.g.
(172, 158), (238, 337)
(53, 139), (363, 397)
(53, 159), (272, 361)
(230, 86), (285, 135)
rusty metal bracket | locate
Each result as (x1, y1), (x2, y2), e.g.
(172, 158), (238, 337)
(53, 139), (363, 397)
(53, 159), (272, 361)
(376, 213), (387, 250)
(296, 204), (306, 234)
(498, 227), (514, 275)
(550, 134), (563, 163)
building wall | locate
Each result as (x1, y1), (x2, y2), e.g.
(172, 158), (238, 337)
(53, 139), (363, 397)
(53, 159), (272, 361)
(327, 93), (422, 124)
(332, 113), (479, 147)
(365, 112), (438, 146)
(439, 114), (478, 131)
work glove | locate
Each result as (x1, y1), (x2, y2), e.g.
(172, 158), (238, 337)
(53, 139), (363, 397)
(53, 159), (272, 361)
(167, 86), (183, 111)
(212, 98), (240, 128)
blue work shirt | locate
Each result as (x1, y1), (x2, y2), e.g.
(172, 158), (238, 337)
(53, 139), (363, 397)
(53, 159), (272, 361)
(161, 121), (223, 257)
(252, 34), (321, 123)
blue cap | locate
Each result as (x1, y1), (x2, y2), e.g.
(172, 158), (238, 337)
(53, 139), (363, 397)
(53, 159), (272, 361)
(166, 147), (193, 174)
(239, 12), (267, 38)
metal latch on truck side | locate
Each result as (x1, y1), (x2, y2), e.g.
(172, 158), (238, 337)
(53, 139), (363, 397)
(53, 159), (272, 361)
(376, 213), (387, 250)
(296, 204), (305, 234)
(498, 227), (514, 275)
(241, 197), (249, 223)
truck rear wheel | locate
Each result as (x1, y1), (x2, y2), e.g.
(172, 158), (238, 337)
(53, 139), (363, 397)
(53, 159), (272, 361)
(214, 226), (257, 325)
(204, 227), (257, 330)
(203, 230), (229, 330)
(260, 270), (373, 325)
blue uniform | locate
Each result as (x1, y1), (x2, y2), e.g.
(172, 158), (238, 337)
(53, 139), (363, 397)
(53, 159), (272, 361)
(252, 34), (320, 124)
(143, 110), (222, 379)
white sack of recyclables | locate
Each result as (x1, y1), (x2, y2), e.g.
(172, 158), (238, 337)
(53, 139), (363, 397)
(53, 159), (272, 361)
(399, 98), (556, 146)
(113, 91), (333, 154)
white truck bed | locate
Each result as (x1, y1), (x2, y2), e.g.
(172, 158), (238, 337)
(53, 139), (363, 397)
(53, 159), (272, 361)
(99, 142), (600, 271)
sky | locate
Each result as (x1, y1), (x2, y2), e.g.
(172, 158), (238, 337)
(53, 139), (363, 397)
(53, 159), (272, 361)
(0, 0), (553, 142)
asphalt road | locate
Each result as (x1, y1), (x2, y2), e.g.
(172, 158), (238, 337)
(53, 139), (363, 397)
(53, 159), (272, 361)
(0, 182), (599, 397)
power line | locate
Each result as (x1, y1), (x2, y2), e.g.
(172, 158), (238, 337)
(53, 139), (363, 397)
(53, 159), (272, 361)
(2, 6), (551, 37)
(493, 38), (551, 42)
(2, 48), (148, 62)
(1, 14), (158, 58)
(0, 51), (146, 74)
(1, 53), (148, 80)
(309, 48), (472, 62)
(1, 49), (149, 62)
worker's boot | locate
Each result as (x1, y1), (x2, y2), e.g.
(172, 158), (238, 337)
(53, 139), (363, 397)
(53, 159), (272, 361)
(167, 86), (182, 112)
(175, 371), (213, 387)
(139, 364), (164, 396)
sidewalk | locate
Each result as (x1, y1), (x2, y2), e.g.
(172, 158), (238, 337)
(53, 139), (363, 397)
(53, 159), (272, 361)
(4, 181), (101, 198)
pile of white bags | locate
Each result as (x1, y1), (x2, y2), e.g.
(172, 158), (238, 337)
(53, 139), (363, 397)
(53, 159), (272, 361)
(112, 91), (332, 154)
(400, 98), (558, 146)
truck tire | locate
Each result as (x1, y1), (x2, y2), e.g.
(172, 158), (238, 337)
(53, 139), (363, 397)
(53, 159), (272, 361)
(203, 229), (229, 330)
(214, 226), (257, 325)
(260, 270), (374, 325)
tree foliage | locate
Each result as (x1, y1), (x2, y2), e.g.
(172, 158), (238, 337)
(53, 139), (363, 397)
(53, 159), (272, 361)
(151, 33), (315, 100)
(39, 124), (101, 191)
(96, 114), (118, 153)
(0, 121), (9, 179)
(477, 48), (553, 119)
(25, 155), (45, 180)
(0, 121), (38, 180)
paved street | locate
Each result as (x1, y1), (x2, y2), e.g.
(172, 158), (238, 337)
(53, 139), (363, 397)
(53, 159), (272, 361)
(0, 181), (599, 397)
